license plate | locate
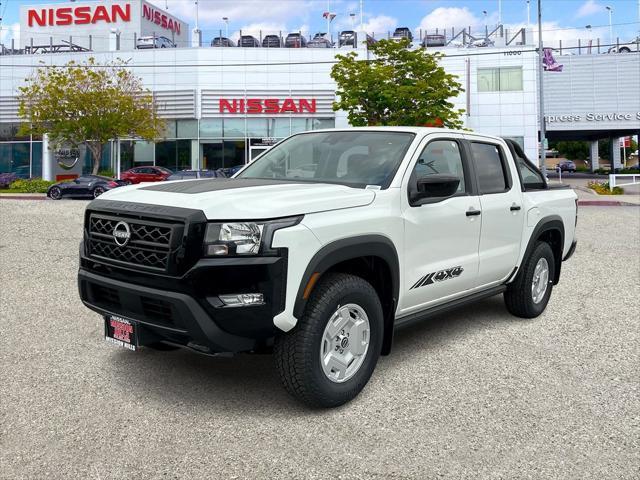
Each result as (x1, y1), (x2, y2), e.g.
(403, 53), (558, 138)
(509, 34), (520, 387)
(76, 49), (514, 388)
(105, 315), (137, 351)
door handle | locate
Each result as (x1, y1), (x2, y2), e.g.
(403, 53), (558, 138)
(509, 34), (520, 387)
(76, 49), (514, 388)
(510, 204), (522, 211)
(466, 208), (481, 217)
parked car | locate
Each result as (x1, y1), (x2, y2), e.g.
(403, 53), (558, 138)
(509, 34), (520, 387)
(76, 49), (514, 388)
(339, 30), (357, 47)
(422, 34), (446, 48)
(220, 165), (244, 177)
(120, 166), (173, 185)
(557, 160), (577, 173)
(308, 33), (332, 48)
(47, 175), (126, 200)
(392, 27), (413, 42)
(285, 33), (307, 48)
(79, 128), (577, 408)
(238, 35), (260, 47)
(262, 34), (283, 48)
(136, 36), (175, 49)
(608, 36), (640, 53)
(211, 37), (236, 47)
(627, 163), (639, 170)
(165, 169), (225, 181)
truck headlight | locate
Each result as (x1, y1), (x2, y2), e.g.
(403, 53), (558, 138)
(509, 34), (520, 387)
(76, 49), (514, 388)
(203, 216), (302, 256)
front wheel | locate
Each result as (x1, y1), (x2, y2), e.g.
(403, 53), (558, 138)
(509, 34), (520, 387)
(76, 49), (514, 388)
(619, 47), (631, 53)
(48, 186), (62, 200)
(274, 273), (383, 408)
(93, 186), (105, 198)
(504, 241), (555, 318)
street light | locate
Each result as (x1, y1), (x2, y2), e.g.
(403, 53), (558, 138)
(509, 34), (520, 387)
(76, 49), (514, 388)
(605, 6), (613, 46)
(222, 17), (229, 39)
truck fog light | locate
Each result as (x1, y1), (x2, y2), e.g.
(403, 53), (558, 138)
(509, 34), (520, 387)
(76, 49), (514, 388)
(207, 244), (229, 256)
(219, 293), (265, 307)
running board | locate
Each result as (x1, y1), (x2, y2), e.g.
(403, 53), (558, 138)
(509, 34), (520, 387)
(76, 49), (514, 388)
(394, 285), (507, 330)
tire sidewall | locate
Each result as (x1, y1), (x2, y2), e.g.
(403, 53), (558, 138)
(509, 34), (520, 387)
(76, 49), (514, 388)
(93, 187), (104, 198)
(306, 278), (383, 401)
(525, 243), (555, 316)
(49, 187), (61, 200)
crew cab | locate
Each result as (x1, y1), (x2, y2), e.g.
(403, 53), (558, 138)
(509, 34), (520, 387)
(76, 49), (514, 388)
(78, 128), (577, 408)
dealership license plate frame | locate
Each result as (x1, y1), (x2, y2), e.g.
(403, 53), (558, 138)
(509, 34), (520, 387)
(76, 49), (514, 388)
(104, 315), (138, 351)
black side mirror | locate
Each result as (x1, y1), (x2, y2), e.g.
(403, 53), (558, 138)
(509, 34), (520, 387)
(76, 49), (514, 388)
(411, 174), (460, 204)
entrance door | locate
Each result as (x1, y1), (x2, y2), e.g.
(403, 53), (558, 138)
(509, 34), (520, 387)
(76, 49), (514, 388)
(202, 140), (246, 170)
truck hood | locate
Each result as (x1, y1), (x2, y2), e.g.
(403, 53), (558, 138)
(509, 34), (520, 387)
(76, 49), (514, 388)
(97, 178), (376, 219)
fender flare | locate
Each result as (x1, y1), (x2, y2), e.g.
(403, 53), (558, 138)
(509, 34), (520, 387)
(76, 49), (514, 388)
(521, 215), (565, 285)
(293, 235), (400, 354)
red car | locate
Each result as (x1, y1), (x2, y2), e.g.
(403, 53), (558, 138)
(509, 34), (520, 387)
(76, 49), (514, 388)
(120, 166), (172, 184)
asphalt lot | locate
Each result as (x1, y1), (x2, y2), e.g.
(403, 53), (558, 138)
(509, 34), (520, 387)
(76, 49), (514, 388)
(1, 200), (638, 479)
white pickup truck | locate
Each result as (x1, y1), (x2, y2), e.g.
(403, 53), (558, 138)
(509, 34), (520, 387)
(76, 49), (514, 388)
(78, 127), (577, 407)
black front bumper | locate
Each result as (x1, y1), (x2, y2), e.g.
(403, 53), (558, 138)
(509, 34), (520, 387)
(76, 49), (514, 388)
(78, 255), (288, 354)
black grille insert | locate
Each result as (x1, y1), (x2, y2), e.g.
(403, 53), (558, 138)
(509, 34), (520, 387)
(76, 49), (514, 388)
(92, 284), (120, 308)
(141, 296), (174, 325)
(87, 213), (182, 272)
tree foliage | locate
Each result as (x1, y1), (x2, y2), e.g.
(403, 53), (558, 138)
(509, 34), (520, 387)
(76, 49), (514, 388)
(331, 38), (465, 128)
(18, 58), (164, 174)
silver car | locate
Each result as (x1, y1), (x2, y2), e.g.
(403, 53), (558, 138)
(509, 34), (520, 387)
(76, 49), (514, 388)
(608, 37), (640, 53)
(137, 36), (176, 49)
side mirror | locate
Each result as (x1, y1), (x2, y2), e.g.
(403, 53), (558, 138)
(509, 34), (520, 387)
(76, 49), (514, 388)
(411, 174), (460, 204)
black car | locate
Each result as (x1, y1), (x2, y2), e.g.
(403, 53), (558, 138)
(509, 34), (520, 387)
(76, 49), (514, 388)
(285, 33), (307, 48)
(166, 169), (226, 181)
(238, 35), (260, 47)
(392, 27), (413, 42)
(262, 35), (282, 48)
(211, 37), (236, 47)
(47, 175), (126, 200)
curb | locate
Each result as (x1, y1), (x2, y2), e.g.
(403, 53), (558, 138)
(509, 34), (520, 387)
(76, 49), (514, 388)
(0, 195), (49, 201)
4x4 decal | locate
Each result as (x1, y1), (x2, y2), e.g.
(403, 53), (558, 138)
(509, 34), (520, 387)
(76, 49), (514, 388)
(410, 266), (464, 290)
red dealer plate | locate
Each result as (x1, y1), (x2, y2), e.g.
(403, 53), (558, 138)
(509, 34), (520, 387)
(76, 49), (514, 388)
(105, 315), (137, 351)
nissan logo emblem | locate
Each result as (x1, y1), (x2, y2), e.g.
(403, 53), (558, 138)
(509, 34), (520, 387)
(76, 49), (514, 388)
(113, 221), (131, 247)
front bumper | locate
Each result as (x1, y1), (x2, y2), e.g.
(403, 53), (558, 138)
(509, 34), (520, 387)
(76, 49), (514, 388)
(78, 253), (288, 354)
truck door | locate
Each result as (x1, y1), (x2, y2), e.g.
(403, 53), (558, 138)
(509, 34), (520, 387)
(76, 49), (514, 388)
(465, 137), (525, 286)
(400, 135), (482, 315)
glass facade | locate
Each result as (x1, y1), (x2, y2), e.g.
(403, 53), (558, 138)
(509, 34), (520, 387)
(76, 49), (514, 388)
(0, 117), (335, 177)
(478, 67), (523, 92)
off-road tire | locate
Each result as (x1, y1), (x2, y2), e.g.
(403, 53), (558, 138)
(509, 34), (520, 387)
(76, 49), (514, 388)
(274, 273), (383, 408)
(504, 241), (555, 318)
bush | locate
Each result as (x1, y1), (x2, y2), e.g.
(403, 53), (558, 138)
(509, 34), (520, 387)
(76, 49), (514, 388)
(98, 169), (115, 178)
(587, 180), (624, 195)
(575, 166), (590, 173)
(0, 173), (18, 189)
(7, 178), (56, 193)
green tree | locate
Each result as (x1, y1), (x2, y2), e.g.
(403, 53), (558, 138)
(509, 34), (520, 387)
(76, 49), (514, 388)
(331, 38), (464, 128)
(18, 58), (164, 174)
(549, 141), (589, 160)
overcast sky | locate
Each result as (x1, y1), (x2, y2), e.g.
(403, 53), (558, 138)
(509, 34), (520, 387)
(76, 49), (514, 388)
(1, 0), (639, 46)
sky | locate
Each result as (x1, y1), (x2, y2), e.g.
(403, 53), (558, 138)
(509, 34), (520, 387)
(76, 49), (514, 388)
(1, 0), (639, 47)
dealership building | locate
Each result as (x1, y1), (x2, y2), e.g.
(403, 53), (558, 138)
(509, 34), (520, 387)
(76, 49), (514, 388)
(0, 0), (638, 179)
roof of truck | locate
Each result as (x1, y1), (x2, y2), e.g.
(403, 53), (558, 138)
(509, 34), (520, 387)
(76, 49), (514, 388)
(307, 126), (503, 141)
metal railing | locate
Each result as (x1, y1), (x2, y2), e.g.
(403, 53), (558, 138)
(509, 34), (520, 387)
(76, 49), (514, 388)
(609, 174), (640, 190)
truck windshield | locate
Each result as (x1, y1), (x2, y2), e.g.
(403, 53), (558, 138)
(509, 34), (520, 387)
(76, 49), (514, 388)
(236, 131), (415, 188)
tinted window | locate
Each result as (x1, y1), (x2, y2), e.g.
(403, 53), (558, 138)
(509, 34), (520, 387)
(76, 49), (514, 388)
(471, 142), (509, 194)
(516, 157), (545, 188)
(413, 140), (466, 193)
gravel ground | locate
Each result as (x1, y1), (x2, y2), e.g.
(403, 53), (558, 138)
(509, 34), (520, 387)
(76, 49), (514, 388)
(0, 200), (638, 479)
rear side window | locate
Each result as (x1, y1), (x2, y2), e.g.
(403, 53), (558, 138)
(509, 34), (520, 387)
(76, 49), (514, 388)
(471, 142), (509, 194)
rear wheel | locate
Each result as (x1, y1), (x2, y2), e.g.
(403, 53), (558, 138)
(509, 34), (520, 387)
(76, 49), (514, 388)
(619, 47), (631, 53)
(48, 186), (62, 200)
(93, 186), (105, 198)
(274, 273), (383, 408)
(504, 241), (555, 318)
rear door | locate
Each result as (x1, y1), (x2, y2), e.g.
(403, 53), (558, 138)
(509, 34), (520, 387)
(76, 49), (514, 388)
(400, 134), (482, 314)
(465, 136), (525, 286)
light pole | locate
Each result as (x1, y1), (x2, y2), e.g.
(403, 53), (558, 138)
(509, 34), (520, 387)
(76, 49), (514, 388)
(360, 0), (364, 30)
(222, 17), (229, 39)
(527, 0), (531, 26)
(350, 13), (356, 28)
(537, 0), (547, 173)
(498, 0), (502, 25)
(605, 6), (613, 46)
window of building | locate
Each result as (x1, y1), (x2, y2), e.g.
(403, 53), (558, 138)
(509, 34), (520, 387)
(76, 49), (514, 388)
(0, 142), (30, 177)
(200, 119), (223, 138)
(312, 118), (335, 130)
(470, 142), (510, 194)
(413, 140), (466, 193)
(223, 119), (246, 137)
(32, 142), (43, 178)
(478, 67), (523, 92)
(155, 140), (191, 172)
(268, 118), (291, 138)
(177, 120), (198, 138)
(246, 119), (269, 137)
(0, 123), (29, 142)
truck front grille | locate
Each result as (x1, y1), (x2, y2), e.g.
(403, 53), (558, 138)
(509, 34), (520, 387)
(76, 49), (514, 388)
(87, 213), (182, 272)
